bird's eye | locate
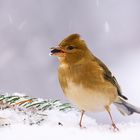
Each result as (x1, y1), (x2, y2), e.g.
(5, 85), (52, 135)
(67, 46), (75, 50)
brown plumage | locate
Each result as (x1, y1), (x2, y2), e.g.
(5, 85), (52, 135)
(50, 33), (140, 130)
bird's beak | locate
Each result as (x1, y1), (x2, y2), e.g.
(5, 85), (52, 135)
(50, 47), (66, 57)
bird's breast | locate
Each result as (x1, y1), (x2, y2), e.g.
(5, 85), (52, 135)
(64, 81), (114, 112)
(58, 63), (117, 112)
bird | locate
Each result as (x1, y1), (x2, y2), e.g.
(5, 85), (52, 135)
(50, 33), (140, 130)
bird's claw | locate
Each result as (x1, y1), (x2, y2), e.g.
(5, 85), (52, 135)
(79, 123), (86, 129)
(110, 123), (119, 132)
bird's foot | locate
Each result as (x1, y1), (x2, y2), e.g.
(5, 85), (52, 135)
(79, 123), (86, 129)
(110, 123), (119, 132)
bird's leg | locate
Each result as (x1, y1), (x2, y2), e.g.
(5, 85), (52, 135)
(79, 110), (85, 128)
(105, 106), (119, 131)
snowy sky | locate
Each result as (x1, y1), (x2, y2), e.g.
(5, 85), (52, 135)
(0, 0), (140, 123)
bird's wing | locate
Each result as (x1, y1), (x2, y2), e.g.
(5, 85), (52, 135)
(94, 56), (128, 100)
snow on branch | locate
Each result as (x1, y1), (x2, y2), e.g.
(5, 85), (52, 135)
(0, 93), (73, 126)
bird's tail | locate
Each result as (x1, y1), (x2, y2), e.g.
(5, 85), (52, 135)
(113, 98), (140, 115)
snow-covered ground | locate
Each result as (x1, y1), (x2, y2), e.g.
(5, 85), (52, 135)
(0, 100), (140, 140)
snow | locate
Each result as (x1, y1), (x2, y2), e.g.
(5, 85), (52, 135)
(0, 107), (140, 140)
(96, 0), (99, 8)
(8, 14), (13, 24)
(18, 21), (26, 30)
(104, 21), (110, 33)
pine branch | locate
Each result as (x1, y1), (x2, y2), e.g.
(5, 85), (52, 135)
(0, 94), (72, 112)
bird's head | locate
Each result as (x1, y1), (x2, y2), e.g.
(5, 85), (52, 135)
(50, 34), (92, 64)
